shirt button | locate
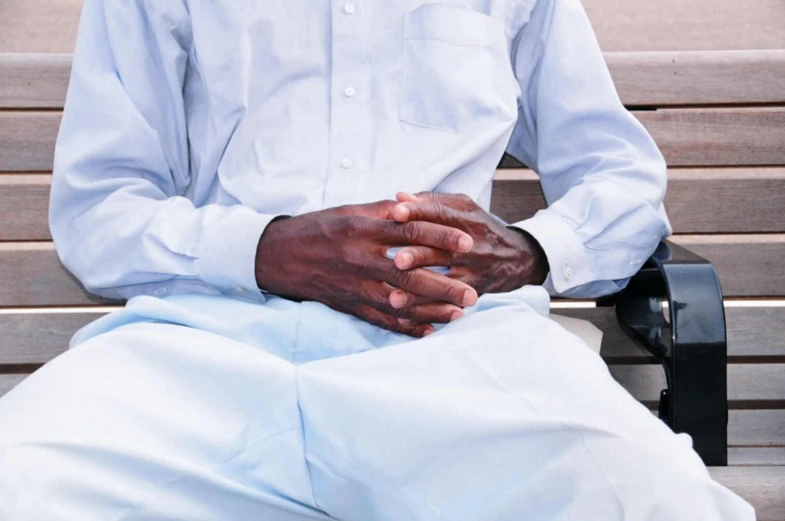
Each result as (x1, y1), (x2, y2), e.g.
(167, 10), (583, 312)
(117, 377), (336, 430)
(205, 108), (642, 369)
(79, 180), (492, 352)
(340, 157), (353, 169)
(564, 266), (574, 281)
(343, 3), (355, 14)
(344, 86), (356, 98)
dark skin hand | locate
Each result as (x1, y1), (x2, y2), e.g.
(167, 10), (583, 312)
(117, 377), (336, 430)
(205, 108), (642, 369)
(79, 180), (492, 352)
(254, 200), (480, 338)
(386, 192), (549, 310)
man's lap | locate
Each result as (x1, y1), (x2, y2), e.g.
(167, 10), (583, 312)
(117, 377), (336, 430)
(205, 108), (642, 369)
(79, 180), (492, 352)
(0, 289), (753, 520)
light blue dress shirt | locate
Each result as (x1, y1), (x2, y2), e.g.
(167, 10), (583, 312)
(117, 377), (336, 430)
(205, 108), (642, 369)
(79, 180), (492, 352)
(50, 0), (671, 302)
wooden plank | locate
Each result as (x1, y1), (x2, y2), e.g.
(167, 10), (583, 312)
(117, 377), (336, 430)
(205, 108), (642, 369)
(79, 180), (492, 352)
(1, 0), (783, 54)
(4, 168), (781, 241)
(4, 50), (785, 109)
(0, 236), (782, 307)
(492, 168), (785, 234)
(637, 109), (785, 167)
(0, 311), (107, 364)
(709, 467), (785, 521)
(730, 410), (785, 447)
(0, 375), (782, 447)
(561, 306), (785, 360)
(610, 364), (785, 403)
(0, 174), (51, 241)
(0, 244), (109, 307)
(0, 0), (83, 54)
(729, 447), (785, 467)
(672, 235), (785, 298)
(606, 50), (785, 106)
(0, 112), (60, 172)
(0, 53), (71, 108)
(5, 109), (785, 172)
(583, 0), (785, 52)
(0, 303), (783, 365)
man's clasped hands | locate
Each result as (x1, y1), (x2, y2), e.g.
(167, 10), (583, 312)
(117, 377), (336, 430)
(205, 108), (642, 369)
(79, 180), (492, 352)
(255, 192), (548, 337)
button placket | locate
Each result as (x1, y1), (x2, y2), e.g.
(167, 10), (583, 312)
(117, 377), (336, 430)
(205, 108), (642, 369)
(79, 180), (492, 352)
(323, 0), (372, 206)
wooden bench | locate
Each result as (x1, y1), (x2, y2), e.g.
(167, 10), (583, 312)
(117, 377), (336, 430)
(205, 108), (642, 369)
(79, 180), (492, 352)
(1, 0), (784, 518)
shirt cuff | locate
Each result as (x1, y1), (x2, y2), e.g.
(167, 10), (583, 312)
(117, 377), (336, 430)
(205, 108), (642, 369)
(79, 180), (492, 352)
(511, 209), (592, 294)
(197, 207), (279, 296)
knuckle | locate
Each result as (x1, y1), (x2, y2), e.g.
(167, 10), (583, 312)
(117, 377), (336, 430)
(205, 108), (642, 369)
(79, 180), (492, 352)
(402, 222), (421, 242)
(392, 265), (413, 288)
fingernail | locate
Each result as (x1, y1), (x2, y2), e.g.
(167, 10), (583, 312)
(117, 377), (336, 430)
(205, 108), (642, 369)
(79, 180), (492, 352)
(450, 310), (464, 322)
(399, 251), (414, 268)
(462, 290), (478, 307)
(423, 326), (436, 336)
(458, 235), (473, 252)
(394, 204), (410, 221)
(398, 317), (413, 326)
(390, 290), (408, 308)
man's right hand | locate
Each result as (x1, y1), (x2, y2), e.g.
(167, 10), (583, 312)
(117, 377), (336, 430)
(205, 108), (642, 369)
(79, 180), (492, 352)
(254, 202), (479, 337)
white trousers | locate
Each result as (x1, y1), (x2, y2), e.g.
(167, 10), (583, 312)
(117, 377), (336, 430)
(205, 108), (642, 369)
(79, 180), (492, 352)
(0, 288), (754, 520)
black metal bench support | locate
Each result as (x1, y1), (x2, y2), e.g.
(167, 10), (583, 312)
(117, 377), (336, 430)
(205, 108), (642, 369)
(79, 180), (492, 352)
(615, 241), (728, 467)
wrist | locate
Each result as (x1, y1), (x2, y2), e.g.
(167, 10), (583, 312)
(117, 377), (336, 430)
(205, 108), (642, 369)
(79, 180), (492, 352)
(507, 226), (549, 287)
(254, 215), (292, 291)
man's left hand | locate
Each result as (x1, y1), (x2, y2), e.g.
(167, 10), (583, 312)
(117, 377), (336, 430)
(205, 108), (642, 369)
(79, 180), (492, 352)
(388, 192), (549, 309)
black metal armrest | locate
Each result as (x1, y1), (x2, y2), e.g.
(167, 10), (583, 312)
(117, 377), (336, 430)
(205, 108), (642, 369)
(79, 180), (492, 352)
(615, 240), (728, 466)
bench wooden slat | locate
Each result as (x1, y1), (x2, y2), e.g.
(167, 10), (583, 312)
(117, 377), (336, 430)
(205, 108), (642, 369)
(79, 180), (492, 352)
(0, 372), (782, 516)
(3, 0), (784, 54)
(637, 109), (785, 167)
(606, 50), (785, 106)
(671, 235), (785, 299)
(729, 447), (785, 467)
(0, 53), (71, 109)
(583, 0), (785, 52)
(4, 51), (785, 109)
(0, 174), (51, 241)
(3, 305), (784, 365)
(610, 364), (785, 403)
(492, 168), (785, 234)
(0, 244), (108, 307)
(0, 372), (781, 443)
(0, 112), (60, 172)
(0, 236), (782, 307)
(5, 169), (784, 241)
(4, 109), (784, 172)
(709, 467), (785, 521)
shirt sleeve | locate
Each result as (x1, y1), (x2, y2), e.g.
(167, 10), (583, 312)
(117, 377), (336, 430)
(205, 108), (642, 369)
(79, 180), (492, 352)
(506, 0), (672, 298)
(50, 0), (278, 301)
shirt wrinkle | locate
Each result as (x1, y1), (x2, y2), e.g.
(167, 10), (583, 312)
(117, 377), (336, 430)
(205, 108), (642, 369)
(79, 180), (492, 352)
(50, 0), (671, 301)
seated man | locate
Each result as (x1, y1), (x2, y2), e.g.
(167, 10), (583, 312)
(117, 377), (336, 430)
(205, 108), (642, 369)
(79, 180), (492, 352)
(0, 0), (754, 519)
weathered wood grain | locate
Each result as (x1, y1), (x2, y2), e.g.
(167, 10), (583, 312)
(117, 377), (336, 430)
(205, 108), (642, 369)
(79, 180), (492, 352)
(672, 235), (785, 298)
(4, 169), (783, 241)
(0, 0), (83, 53)
(2, 0), (784, 53)
(0, 243), (111, 307)
(3, 305), (784, 365)
(709, 466), (785, 521)
(637, 109), (785, 167)
(582, 0), (785, 52)
(0, 236), (782, 307)
(610, 364), (785, 403)
(567, 306), (785, 360)
(4, 51), (785, 109)
(491, 168), (785, 233)
(729, 447), (785, 467)
(5, 109), (784, 172)
(0, 53), (71, 108)
(0, 112), (60, 172)
(0, 174), (51, 240)
(606, 50), (785, 106)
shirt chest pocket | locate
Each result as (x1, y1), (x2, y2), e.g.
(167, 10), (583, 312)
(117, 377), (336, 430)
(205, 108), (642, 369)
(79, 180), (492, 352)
(400, 3), (518, 134)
